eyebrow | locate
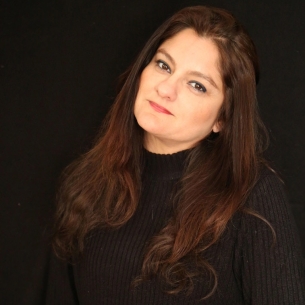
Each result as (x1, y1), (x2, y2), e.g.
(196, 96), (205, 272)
(156, 48), (220, 90)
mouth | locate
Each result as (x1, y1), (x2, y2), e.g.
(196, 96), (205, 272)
(149, 101), (173, 115)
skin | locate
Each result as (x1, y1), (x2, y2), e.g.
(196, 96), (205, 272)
(134, 28), (224, 154)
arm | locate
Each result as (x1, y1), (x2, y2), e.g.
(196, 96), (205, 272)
(240, 171), (305, 304)
(45, 250), (79, 305)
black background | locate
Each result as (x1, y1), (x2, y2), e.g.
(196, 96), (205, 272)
(1, 0), (304, 304)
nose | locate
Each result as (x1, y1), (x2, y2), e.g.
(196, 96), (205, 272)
(155, 77), (178, 101)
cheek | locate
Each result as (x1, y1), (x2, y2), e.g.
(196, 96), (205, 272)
(187, 105), (214, 122)
(186, 105), (220, 131)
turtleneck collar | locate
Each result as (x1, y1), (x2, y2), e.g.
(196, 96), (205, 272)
(142, 149), (191, 181)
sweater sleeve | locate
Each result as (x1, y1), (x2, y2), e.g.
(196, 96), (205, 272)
(45, 250), (79, 305)
(239, 171), (305, 304)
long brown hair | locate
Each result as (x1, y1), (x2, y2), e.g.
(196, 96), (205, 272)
(53, 6), (268, 297)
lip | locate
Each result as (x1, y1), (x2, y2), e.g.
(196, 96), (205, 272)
(149, 101), (173, 115)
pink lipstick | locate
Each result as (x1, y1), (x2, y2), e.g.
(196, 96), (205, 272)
(149, 101), (173, 115)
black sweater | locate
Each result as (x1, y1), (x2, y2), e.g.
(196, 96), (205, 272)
(46, 150), (305, 304)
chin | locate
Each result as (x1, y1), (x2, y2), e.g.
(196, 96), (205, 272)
(136, 115), (164, 134)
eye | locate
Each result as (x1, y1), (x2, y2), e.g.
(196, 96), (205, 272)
(156, 60), (171, 73)
(188, 81), (207, 93)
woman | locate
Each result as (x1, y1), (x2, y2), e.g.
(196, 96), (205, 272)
(46, 6), (305, 304)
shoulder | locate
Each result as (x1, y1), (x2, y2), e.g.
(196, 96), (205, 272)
(245, 166), (290, 219)
(241, 166), (302, 248)
(239, 165), (300, 244)
(251, 166), (285, 199)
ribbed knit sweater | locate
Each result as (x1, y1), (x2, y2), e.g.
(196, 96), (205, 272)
(46, 149), (305, 304)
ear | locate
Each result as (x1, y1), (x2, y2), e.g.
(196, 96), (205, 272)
(212, 121), (222, 133)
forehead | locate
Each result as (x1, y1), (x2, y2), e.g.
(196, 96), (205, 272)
(159, 29), (219, 65)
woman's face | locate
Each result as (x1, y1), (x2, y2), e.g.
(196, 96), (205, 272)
(134, 28), (224, 154)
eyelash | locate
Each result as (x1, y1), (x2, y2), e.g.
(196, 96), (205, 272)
(156, 60), (171, 73)
(155, 59), (207, 93)
(188, 81), (207, 93)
